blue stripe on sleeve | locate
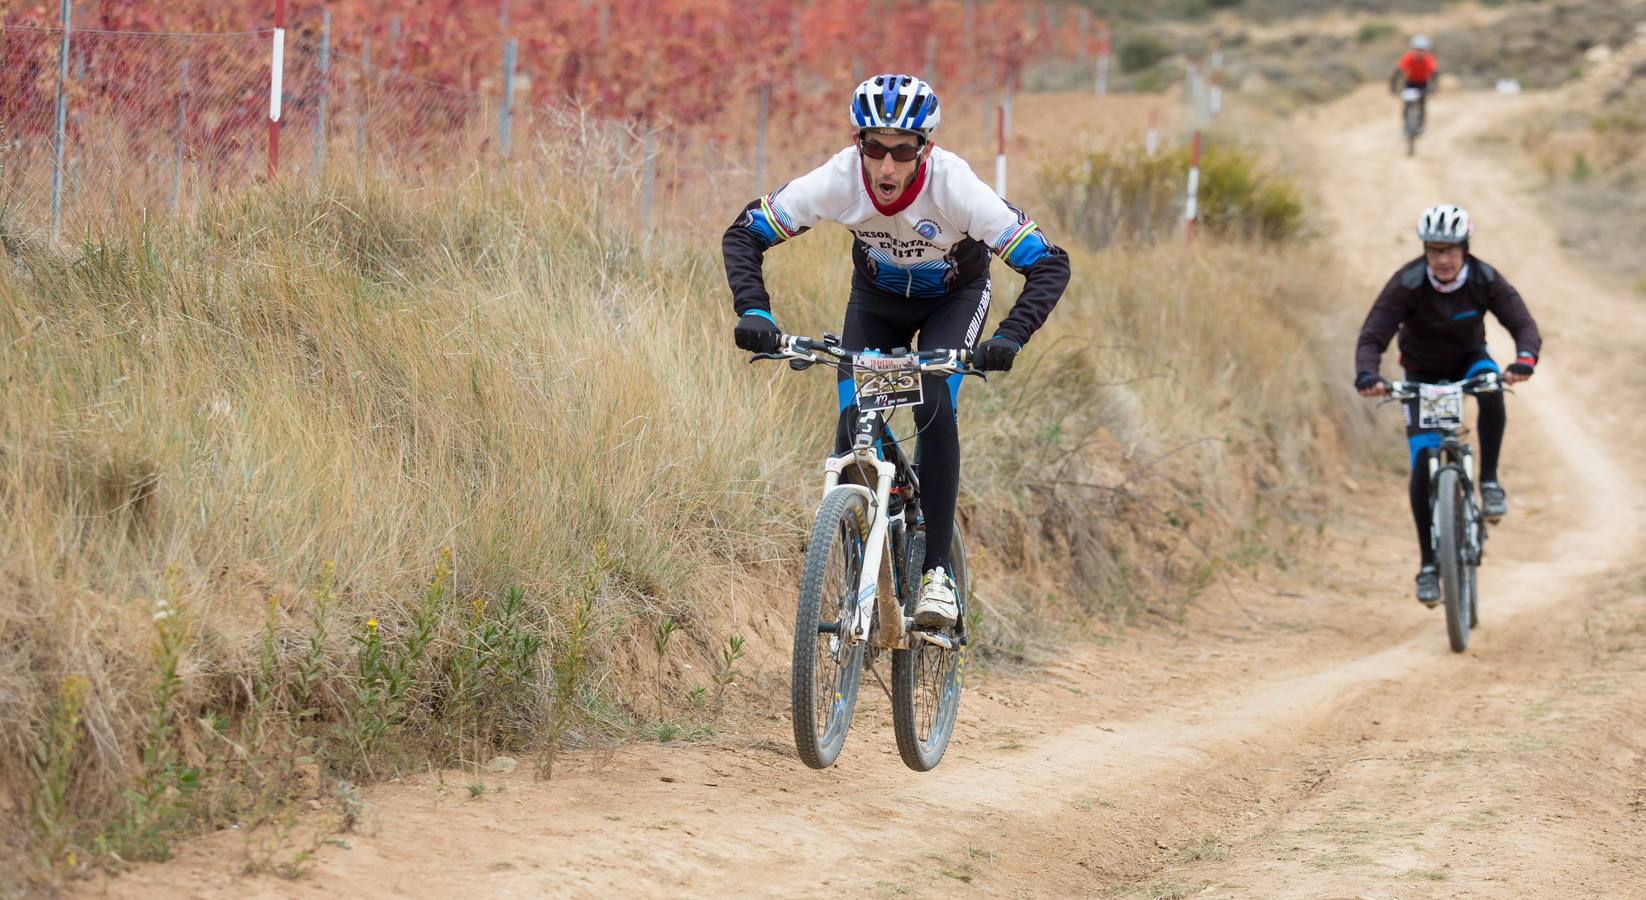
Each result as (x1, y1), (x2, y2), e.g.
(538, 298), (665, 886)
(745, 211), (782, 248)
(1464, 356), (1500, 379)
(1003, 230), (1050, 269)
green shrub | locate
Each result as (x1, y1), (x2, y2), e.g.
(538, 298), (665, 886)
(1039, 139), (1305, 249)
(1119, 35), (1173, 74)
(1355, 22), (1400, 45)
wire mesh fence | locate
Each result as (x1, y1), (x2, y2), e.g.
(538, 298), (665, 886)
(2, 5), (1122, 245)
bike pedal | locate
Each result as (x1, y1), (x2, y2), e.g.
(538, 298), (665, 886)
(912, 630), (955, 650)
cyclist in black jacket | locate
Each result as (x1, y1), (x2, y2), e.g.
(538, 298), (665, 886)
(1355, 204), (1542, 605)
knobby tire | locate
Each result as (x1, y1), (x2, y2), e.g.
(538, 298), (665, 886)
(1437, 468), (1471, 652)
(891, 526), (969, 772)
(791, 487), (868, 769)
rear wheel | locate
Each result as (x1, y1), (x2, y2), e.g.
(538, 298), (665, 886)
(790, 487), (868, 769)
(1436, 468), (1470, 652)
(1468, 502), (1482, 630)
(892, 526), (969, 772)
(1404, 103), (1421, 156)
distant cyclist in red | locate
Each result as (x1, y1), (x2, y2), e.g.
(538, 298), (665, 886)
(1391, 35), (1439, 130)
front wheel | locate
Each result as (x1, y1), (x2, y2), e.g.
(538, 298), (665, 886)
(1436, 468), (1471, 652)
(791, 487), (868, 769)
(891, 526), (969, 772)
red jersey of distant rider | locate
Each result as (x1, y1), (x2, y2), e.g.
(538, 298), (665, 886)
(1397, 49), (1437, 87)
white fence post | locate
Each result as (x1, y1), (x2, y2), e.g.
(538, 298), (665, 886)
(994, 103), (1007, 197)
(1185, 130), (1201, 247)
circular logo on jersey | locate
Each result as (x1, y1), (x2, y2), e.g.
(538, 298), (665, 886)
(915, 218), (941, 240)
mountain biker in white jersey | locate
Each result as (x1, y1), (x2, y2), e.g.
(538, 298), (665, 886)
(723, 74), (1071, 628)
(1354, 204), (1542, 605)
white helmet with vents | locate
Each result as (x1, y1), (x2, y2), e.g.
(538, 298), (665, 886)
(1417, 204), (1471, 244)
(1411, 34), (1432, 50)
(850, 73), (941, 139)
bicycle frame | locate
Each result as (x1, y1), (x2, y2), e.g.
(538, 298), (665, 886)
(1388, 372), (1500, 562)
(820, 411), (911, 650)
(762, 333), (974, 653)
(1426, 438), (1483, 562)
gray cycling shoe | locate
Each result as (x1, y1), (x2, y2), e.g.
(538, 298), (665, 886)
(1480, 480), (1507, 522)
(1415, 564), (1440, 607)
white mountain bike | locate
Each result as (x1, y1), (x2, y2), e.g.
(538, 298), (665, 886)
(752, 333), (980, 771)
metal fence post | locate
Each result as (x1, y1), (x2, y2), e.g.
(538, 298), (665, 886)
(50, 0), (71, 237)
(754, 83), (768, 197)
(389, 16), (400, 72)
(499, 37), (517, 157)
(172, 59), (189, 213)
(356, 36), (370, 162)
(640, 123), (656, 250)
(314, 10), (330, 177)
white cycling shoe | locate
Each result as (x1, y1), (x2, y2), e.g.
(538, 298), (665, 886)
(912, 567), (958, 629)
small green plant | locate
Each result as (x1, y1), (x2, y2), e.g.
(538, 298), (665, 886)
(651, 723), (682, 743)
(346, 548), (453, 771)
(652, 614), (677, 719)
(541, 544), (600, 779)
(1571, 151), (1594, 182)
(292, 562), (334, 724)
(712, 635), (746, 714)
(27, 674), (92, 878)
(108, 571), (203, 862)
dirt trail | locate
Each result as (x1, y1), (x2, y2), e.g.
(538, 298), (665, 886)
(88, 87), (1646, 900)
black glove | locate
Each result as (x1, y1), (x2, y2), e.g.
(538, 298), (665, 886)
(974, 335), (1021, 372)
(733, 312), (781, 354)
(1506, 363), (1534, 378)
(1354, 371), (1385, 391)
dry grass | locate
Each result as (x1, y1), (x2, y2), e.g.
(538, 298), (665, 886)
(0, 129), (1370, 881)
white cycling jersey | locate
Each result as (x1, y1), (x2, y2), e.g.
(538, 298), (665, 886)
(743, 145), (1052, 298)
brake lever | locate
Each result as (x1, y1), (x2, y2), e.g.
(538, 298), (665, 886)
(747, 352), (787, 364)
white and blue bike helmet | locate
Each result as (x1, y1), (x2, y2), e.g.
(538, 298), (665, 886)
(851, 74), (941, 141)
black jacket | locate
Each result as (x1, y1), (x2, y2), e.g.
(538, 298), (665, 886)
(1355, 256), (1541, 377)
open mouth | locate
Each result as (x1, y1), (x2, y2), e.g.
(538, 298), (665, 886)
(876, 180), (898, 198)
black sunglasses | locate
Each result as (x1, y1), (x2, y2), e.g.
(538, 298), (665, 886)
(859, 138), (924, 162)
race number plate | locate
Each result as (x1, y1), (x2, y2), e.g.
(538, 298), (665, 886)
(1418, 383), (1464, 430)
(1401, 87), (1423, 102)
(853, 357), (923, 412)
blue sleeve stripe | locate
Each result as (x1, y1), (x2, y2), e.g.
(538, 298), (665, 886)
(745, 309), (776, 325)
(745, 212), (782, 247)
(1002, 230), (1050, 269)
(1464, 356), (1500, 378)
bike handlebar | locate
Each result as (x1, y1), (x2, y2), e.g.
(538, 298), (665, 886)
(1384, 370), (1503, 401)
(751, 333), (983, 378)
